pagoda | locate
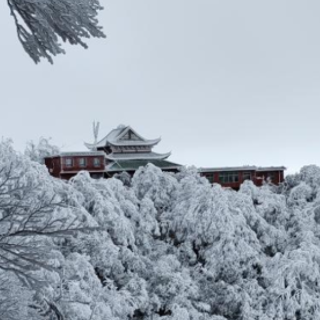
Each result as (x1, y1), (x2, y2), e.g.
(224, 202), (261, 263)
(84, 124), (182, 176)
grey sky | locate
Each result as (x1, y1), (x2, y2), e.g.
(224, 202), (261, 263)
(1, 1), (320, 173)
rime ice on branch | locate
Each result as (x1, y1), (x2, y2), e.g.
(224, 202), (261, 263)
(8, 0), (105, 63)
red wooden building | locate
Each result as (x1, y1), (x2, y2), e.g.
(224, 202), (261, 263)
(44, 125), (181, 180)
(199, 166), (286, 190)
(44, 151), (106, 180)
(44, 125), (286, 189)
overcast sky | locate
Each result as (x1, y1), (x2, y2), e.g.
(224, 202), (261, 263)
(1, 1), (320, 173)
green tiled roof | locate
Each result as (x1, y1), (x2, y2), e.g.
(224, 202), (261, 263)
(106, 159), (182, 172)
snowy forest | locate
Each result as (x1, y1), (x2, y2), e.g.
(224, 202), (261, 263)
(2, 138), (320, 320)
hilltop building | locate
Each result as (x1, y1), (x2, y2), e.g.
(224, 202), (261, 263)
(199, 166), (286, 190)
(44, 124), (286, 189)
(85, 124), (182, 176)
(44, 125), (182, 180)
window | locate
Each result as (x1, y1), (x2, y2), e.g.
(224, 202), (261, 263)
(79, 158), (87, 167)
(243, 172), (252, 181)
(206, 174), (214, 184)
(93, 157), (101, 167)
(219, 172), (239, 184)
(65, 158), (73, 167)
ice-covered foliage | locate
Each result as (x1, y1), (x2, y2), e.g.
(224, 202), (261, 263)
(0, 140), (94, 319)
(64, 164), (320, 319)
(25, 137), (60, 164)
(4, 142), (320, 319)
(8, 0), (105, 63)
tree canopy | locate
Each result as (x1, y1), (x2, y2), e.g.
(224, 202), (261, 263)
(8, 0), (105, 63)
(3, 139), (320, 319)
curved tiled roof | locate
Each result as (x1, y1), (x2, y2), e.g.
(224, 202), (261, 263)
(105, 151), (171, 161)
(85, 125), (161, 150)
(199, 166), (286, 173)
(106, 159), (182, 172)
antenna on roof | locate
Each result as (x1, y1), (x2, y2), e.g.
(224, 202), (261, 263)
(92, 121), (100, 151)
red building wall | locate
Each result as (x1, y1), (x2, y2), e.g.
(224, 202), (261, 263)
(60, 155), (105, 173)
(255, 170), (284, 187)
(45, 155), (105, 180)
(45, 157), (61, 178)
(201, 169), (285, 190)
(202, 170), (257, 190)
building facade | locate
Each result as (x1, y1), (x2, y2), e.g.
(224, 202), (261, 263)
(44, 125), (286, 189)
(44, 125), (182, 180)
(44, 151), (106, 180)
(199, 166), (286, 190)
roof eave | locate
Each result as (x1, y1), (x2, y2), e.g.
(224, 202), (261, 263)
(108, 137), (161, 147)
(256, 166), (287, 172)
(199, 166), (257, 173)
(106, 165), (181, 173)
(105, 151), (171, 161)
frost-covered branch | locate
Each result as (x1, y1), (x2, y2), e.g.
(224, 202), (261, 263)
(7, 0), (106, 63)
(0, 140), (96, 319)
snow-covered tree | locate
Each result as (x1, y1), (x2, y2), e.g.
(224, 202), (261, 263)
(25, 137), (60, 164)
(0, 140), (94, 319)
(8, 138), (320, 320)
(8, 0), (105, 63)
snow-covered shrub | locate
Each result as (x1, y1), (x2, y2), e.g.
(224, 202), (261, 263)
(6, 141), (320, 320)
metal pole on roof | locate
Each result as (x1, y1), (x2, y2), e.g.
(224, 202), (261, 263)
(92, 121), (100, 151)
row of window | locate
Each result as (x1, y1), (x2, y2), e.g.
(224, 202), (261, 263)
(205, 171), (277, 184)
(219, 172), (240, 183)
(65, 157), (101, 168)
(205, 172), (253, 184)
